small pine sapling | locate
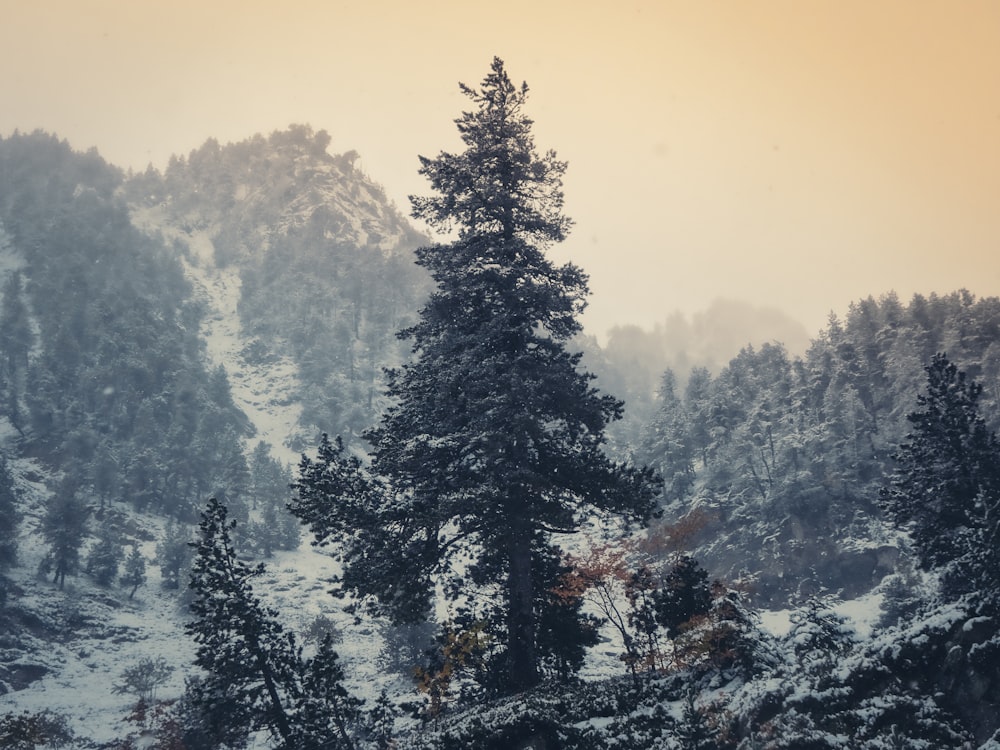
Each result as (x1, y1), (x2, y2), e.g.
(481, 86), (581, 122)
(120, 544), (147, 599)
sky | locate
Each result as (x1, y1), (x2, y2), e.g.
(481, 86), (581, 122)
(2, 1), (999, 341)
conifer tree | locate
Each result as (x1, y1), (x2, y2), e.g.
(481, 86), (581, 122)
(155, 518), (194, 591)
(654, 555), (712, 639)
(119, 544), (146, 599)
(881, 353), (1000, 604)
(293, 58), (658, 693)
(187, 498), (300, 746)
(187, 498), (360, 749)
(85, 519), (124, 586)
(0, 453), (19, 570)
(0, 271), (33, 431)
(40, 485), (90, 589)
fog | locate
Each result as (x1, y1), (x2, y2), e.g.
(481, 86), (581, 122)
(3, 0), (998, 340)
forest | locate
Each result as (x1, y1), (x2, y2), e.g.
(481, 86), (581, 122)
(0, 58), (998, 749)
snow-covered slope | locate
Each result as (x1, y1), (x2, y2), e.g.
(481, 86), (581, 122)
(0, 486), (402, 745)
(177, 225), (306, 466)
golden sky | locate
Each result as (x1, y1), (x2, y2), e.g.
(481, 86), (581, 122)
(3, 1), (998, 341)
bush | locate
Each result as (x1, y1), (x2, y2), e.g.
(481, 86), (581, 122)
(0, 710), (75, 749)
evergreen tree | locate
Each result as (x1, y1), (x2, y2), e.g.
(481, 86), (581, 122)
(186, 498), (360, 749)
(119, 544), (146, 599)
(85, 514), (124, 586)
(0, 453), (19, 570)
(247, 442), (298, 557)
(654, 555), (712, 639)
(293, 58), (657, 693)
(880, 353), (1000, 603)
(40, 485), (90, 589)
(187, 498), (300, 746)
(785, 597), (854, 675)
(639, 369), (695, 503)
(155, 518), (194, 590)
(0, 271), (33, 432)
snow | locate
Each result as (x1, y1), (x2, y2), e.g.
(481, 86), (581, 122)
(131, 206), (305, 466)
(832, 591), (884, 640)
(0, 511), (191, 743)
(0, 206), (425, 744)
(759, 608), (794, 638)
(0, 487), (407, 745)
(180, 231), (304, 467)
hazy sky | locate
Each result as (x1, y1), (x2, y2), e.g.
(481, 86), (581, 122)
(3, 1), (999, 341)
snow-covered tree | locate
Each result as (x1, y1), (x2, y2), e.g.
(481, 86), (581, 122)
(186, 498), (361, 749)
(293, 58), (658, 693)
(119, 544), (146, 599)
(40, 485), (90, 589)
(0, 453), (19, 570)
(0, 271), (33, 431)
(880, 353), (1000, 604)
(155, 518), (194, 591)
(85, 517), (124, 586)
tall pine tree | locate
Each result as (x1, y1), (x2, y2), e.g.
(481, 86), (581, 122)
(293, 58), (657, 693)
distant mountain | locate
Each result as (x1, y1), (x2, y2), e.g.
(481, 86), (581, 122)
(125, 124), (432, 453)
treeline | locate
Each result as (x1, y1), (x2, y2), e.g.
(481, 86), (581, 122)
(582, 299), (811, 449)
(638, 289), (1000, 604)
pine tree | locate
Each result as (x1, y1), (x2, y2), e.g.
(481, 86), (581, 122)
(654, 555), (712, 639)
(639, 369), (695, 503)
(119, 544), (146, 599)
(40, 485), (90, 590)
(0, 453), (20, 570)
(0, 271), (33, 432)
(785, 597), (854, 675)
(85, 518), (124, 586)
(186, 498), (361, 749)
(155, 518), (194, 590)
(186, 497), (301, 746)
(247, 442), (298, 557)
(293, 58), (658, 693)
(880, 353), (1000, 603)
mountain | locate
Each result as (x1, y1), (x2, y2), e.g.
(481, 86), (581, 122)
(126, 124), (431, 455)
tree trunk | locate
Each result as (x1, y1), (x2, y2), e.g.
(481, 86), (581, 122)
(507, 528), (537, 692)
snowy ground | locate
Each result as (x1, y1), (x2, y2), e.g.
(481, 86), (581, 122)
(0, 513), (192, 743)
(0, 501), (403, 745)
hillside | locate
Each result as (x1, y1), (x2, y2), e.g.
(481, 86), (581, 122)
(637, 291), (1000, 607)
(126, 125), (432, 451)
(0, 129), (997, 748)
(0, 128), (430, 744)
